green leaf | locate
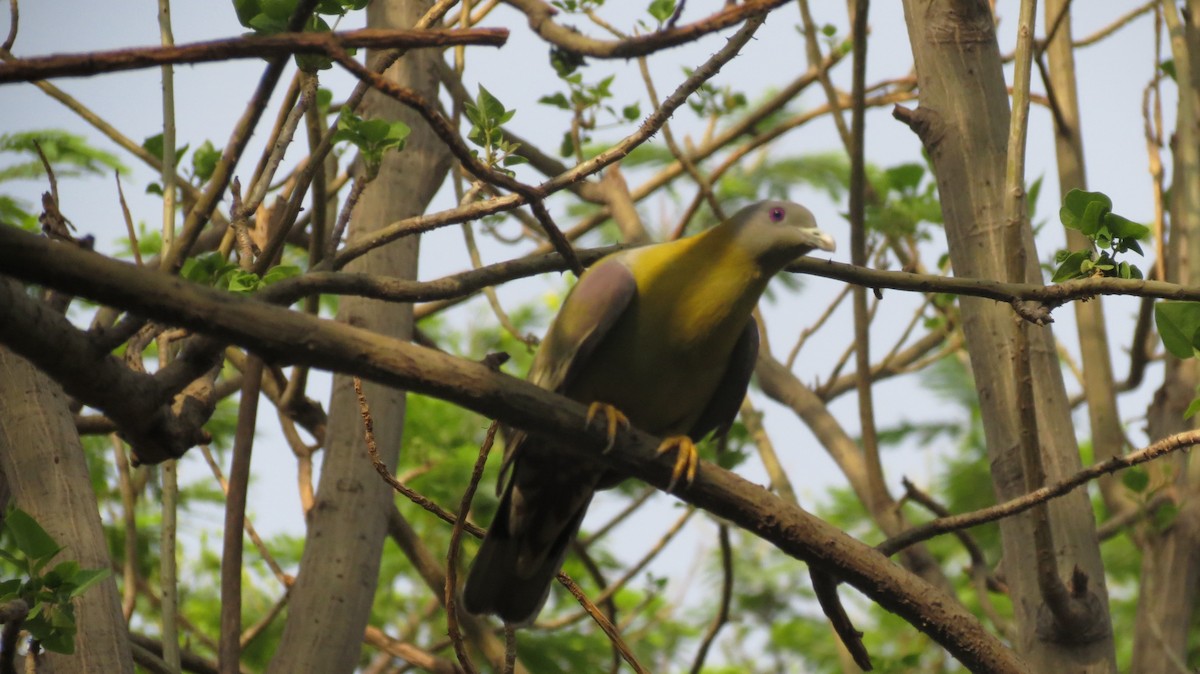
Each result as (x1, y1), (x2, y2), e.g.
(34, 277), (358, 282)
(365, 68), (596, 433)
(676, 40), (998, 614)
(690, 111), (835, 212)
(1152, 502), (1180, 531)
(359, 119), (391, 144)
(385, 121), (411, 144)
(1121, 467), (1149, 493)
(316, 87), (334, 111)
(259, 0), (297, 20)
(0, 578), (21, 599)
(648, 0), (675, 22)
(539, 92), (571, 110)
(45, 561), (80, 590)
(884, 163), (924, 193)
(622, 103), (641, 121)
(223, 270), (262, 293)
(1121, 238), (1145, 256)
(1161, 59), (1176, 81)
(232, 0), (262, 27)
(1184, 397), (1200, 420)
(1155, 301), (1200, 359)
(141, 133), (188, 168)
(476, 85), (507, 122)
(502, 154), (528, 167)
(1051, 250), (1090, 283)
(5, 508), (62, 563)
(67, 568), (111, 598)
(191, 140), (220, 184)
(1103, 212), (1150, 240)
(1059, 188), (1112, 234)
(261, 264), (301, 285)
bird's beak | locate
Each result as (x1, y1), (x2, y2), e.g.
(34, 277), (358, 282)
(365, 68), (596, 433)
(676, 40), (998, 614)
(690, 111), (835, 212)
(799, 227), (836, 254)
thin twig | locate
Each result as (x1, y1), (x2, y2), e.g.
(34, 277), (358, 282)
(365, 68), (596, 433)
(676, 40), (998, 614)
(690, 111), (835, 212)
(796, 0), (851, 148)
(688, 524), (733, 674)
(1072, 1), (1156, 49)
(504, 0), (785, 59)
(444, 417), (495, 674)
(556, 576), (649, 674)
(1, 0), (16, 53)
(114, 172), (143, 266)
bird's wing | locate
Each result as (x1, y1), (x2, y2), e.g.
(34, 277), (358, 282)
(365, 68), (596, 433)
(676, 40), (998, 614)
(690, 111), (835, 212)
(528, 256), (637, 393)
(687, 319), (759, 441)
(498, 256), (637, 481)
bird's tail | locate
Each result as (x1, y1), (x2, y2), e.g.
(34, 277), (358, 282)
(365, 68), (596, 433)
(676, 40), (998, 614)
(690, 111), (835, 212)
(462, 477), (593, 625)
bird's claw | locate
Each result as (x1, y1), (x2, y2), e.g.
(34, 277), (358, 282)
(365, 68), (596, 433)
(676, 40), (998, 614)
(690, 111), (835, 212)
(656, 436), (698, 492)
(586, 402), (630, 453)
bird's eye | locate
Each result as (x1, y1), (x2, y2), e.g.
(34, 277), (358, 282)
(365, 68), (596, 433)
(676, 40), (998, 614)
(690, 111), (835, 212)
(769, 207), (785, 222)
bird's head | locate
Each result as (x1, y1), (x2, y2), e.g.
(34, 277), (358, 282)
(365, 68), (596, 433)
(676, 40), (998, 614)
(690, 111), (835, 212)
(726, 200), (836, 269)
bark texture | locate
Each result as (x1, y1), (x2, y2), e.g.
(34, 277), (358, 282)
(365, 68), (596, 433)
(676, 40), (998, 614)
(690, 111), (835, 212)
(265, 1), (451, 671)
(899, 2), (1115, 670)
(0, 332), (134, 674)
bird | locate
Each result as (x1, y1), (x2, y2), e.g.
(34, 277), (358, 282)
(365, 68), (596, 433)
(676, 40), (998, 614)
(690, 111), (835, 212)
(462, 200), (836, 625)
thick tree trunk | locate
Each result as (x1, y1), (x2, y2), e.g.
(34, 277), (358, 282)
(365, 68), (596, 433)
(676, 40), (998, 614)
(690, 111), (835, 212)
(0, 335), (134, 674)
(265, 1), (451, 671)
(898, 2), (1115, 670)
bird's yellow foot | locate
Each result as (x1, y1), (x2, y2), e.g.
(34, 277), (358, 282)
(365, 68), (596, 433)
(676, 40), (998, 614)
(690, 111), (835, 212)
(656, 436), (698, 492)
(586, 402), (630, 453)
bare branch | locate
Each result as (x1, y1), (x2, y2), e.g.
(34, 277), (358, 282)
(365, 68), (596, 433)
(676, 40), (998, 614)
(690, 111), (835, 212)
(0, 28), (507, 84)
(505, 0), (787, 58)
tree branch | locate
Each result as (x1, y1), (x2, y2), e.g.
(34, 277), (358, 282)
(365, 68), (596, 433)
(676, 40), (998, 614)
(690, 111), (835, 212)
(0, 275), (219, 465)
(504, 0), (787, 58)
(0, 28), (507, 84)
(791, 256), (1200, 316)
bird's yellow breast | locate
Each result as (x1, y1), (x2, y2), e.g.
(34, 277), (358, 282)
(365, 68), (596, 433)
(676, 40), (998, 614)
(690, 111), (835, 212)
(566, 228), (766, 436)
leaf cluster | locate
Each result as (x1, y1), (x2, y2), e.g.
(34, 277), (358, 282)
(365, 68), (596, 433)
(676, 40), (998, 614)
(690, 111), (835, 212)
(539, 66), (639, 158)
(1052, 189), (1149, 282)
(331, 112), (411, 178)
(464, 86), (527, 174)
(230, 0), (367, 70)
(142, 134), (222, 192)
(181, 252), (300, 293)
(0, 508), (111, 655)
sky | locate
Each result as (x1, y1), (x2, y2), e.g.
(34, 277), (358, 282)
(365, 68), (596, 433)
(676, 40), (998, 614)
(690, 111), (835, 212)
(0, 0), (1169, 637)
